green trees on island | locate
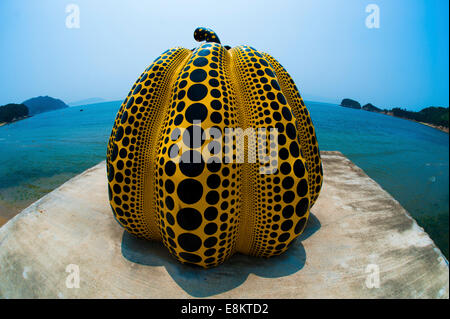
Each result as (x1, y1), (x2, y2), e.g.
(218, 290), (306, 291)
(341, 98), (449, 129)
(391, 107), (449, 128)
(1, 96), (70, 124)
(0, 103), (29, 123)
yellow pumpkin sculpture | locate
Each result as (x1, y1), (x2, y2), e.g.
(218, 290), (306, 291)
(107, 27), (323, 268)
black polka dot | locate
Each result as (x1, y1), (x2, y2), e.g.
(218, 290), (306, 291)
(293, 160), (305, 178)
(126, 97), (134, 108)
(177, 179), (203, 204)
(204, 223), (218, 235)
(185, 103), (208, 123)
(179, 80), (187, 89)
(115, 172), (123, 183)
(171, 128), (181, 141)
(296, 198), (309, 217)
(120, 111), (128, 124)
(179, 252), (202, 262)
(206, 174), (220, 189)
(282, 107), (292, 121)
(283, 191), (295, 203)
(279, 148), (289, 160)
(204, 237), (217, 248)
(265, 68), (275, 77)
(210, 112), (222, 123)
(113, 196), (121, 205)
(165, 180), (175, 193)
(206, 191), (219, 205)
(166, 212), (175, 225)
(211, 100), (222, 110)
(178, 233), (202, 252)
(193, 57), (208, 67)
(168, 144), (179, 158)
(164, 161), (176, 176)
(296, 179), (308, 197)
(271, 79), (280, 90)
(289, 142), (299, 157)
(278, 134), (286, 146)
(108, 165), (115, 182)
(207, 162), (221, 173)
(205, 207), (218, 220)
(286, 123), (296, 139)
(282, 177), (294, 189)
(174, 114), (183, 125)
(180, 151), (204, 177)
(187, 84), (207, 101)
(177, 101), (186, 111)
(177, 208), (202, 230)
(279, 233), (290, 242)
(190, 69), (207, 82)
(281, 220), (293, 231)
(165, 196), (174, 210)
(209, 79), (219, 87)
(166, 227), (175, 238)
(282, 205), (294, 218)
(294, 218), (307, 234)
(198, 49), (210, 56)
(204, 248), (216, 256)
(210, 89), (221, 98)
(133, 84), (142, 95)
(280, 163), (291, 175)
(183, 125), (205, 148)
(277, 93), (287, 105)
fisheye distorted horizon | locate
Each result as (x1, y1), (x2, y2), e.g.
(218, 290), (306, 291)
(0, 0), (448, 111)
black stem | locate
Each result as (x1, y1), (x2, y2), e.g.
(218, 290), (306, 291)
(193, 27), (221, 44)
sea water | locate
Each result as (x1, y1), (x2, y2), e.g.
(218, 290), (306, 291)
(0, 100), (448, 257)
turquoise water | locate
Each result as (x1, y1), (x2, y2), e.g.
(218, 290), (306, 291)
(0, 100), (448, 257)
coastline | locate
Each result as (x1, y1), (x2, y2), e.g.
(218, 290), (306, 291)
(382, 112), (449, 133)
(0, 216), (7, 227)
(0, 115), (32, 127)
(418, 121), (449, 133)
(340, 104), (449, 134)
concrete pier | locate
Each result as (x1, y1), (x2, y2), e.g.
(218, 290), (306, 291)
(0, 151), (448, 298)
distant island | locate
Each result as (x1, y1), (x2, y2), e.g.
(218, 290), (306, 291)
(23, 96), (68, 116)
(0, 103), (29, 125)
(340, 98), (361, 109)
(0, 96), (68, 126)
(362, 103), (382, 112)
(340, 98), (449, 133)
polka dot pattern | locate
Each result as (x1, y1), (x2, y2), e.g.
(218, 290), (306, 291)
(263, 53), (323, 206)
(106, 36), (322, 268)
(106, 47), (191, 239)
(154, 43), (242, 268)
(229, 45), (310, 257)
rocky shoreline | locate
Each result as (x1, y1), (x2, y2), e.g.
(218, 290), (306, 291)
(0, 115), (32, 127)
(340, 98), (449, 134)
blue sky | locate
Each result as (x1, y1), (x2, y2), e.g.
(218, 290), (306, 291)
(0, 0), (448, 111)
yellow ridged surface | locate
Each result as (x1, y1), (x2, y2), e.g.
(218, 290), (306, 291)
(230, 46), (311, 257)
(153, 43), (242, 267)
(107, 47), (191, 240)
(144, 51), (192, 240)
(107, 40), (322, 268)
(263, 53), (323, 206)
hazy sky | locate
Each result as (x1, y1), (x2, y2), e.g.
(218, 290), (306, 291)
(0, 0), (448, 110)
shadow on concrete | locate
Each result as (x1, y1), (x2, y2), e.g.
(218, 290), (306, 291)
(121, 213), (321, 297)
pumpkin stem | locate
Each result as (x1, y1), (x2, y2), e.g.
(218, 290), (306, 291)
(194, 27), (221, 44)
